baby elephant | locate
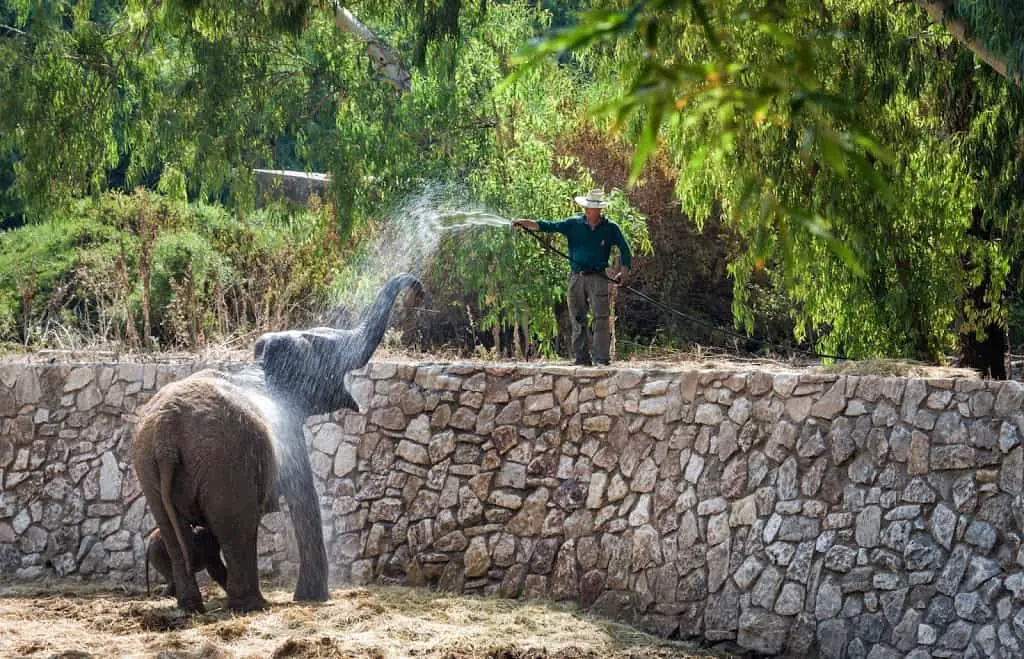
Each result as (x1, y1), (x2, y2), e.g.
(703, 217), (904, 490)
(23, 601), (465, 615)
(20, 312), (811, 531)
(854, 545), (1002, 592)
(145, 526), (228, 598)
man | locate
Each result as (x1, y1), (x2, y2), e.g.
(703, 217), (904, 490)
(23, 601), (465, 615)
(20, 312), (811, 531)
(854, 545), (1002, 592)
(513, 188), (632, 366)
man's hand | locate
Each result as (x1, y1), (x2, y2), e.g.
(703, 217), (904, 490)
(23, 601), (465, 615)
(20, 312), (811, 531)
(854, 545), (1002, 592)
(612, 269), (629, 285)
(512, 218), (539, 231)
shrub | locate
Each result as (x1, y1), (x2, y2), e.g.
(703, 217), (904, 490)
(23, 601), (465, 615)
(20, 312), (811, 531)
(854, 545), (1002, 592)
(0, 190), (342, 349)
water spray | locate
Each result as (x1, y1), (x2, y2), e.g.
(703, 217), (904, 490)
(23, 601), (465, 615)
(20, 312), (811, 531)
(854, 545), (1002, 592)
(431, 209), (510, 231)
(321, 185), (515, 320)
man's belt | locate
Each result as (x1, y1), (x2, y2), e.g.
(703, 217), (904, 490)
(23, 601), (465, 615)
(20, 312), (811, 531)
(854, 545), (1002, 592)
(576, 269), (606, 275)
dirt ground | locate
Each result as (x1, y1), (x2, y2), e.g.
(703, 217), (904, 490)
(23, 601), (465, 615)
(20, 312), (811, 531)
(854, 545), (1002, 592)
(0, 583), (731, 659)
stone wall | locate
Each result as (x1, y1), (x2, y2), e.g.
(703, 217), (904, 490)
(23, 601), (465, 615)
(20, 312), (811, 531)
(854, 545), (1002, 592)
(2, 360), (1024, 658)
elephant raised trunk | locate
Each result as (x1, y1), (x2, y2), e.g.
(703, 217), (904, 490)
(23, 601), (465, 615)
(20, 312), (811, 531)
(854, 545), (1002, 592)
(254, 272), (423, 416)
(341, 272), (424, 370)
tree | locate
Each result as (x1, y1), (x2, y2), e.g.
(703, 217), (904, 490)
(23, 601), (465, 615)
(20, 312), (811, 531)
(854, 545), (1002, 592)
(511, 0), (1024, 368)
(0, 1), (653, 356)
(0, 0), (414, 222)
(913, 1), (1024, 83)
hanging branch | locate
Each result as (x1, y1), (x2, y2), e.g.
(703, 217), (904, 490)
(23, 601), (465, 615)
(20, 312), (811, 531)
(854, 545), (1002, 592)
(331, 3), (412, 93)
(913, 0), (1020, 84)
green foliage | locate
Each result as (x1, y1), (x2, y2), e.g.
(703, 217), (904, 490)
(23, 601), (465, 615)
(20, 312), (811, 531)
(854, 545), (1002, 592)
(2, 1), (654, 355)
(0, 0), (450, 218)
(0, 1), (122, 217)
(514, 0), (1024, 362)
(0, 190), (341, 348)
(149, 230), (231, 345)
(0, 207), (119, 340)
(320, 3), (651, 354)
(17, 0), (1024, 364)
(446, 6), (649, 353)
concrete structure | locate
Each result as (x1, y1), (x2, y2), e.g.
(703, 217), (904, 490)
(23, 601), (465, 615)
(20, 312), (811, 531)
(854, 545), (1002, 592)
(253, 169), (330, 206)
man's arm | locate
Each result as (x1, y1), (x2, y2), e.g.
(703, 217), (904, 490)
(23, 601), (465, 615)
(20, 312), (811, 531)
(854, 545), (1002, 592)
(511, 219), (539, 231)
(513, 218), (571, 234)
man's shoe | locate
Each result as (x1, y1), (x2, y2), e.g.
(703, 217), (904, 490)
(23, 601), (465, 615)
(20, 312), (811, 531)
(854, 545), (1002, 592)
(574, 358), (592, 366)
(594, 360), (610, 366)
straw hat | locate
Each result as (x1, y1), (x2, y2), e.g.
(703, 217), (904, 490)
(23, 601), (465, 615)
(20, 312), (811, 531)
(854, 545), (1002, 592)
(574, 188), (609, 208)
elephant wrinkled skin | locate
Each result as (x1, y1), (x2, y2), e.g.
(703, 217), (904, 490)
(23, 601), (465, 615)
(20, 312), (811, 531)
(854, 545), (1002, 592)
(132, 273), (423, 612)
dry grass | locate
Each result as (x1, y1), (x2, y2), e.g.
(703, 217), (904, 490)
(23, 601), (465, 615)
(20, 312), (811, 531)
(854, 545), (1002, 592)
(0, 346), (254, 365)
(0, 343), (987, 381)
(0, 583), (730, 659)
(814, 358), (980, 379)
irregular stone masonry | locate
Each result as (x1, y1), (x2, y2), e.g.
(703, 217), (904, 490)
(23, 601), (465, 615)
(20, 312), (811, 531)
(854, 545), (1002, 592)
(2, 360), (1024, 657)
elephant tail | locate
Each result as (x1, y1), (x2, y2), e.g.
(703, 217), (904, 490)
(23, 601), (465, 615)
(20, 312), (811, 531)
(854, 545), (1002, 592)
(158, 457), (193, 577)
(144, 528), (152, 596)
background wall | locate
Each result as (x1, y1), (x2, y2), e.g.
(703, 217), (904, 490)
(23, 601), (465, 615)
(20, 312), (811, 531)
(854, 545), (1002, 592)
(1, 359), (1023, 658)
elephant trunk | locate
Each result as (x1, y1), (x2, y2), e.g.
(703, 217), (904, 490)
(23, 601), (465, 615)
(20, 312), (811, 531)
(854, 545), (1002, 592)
(344, 272), (423, 368)
(256, 273), (422, 417)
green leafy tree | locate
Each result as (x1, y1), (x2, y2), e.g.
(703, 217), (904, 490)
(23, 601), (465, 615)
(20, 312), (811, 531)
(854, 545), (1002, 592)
(513, 0), (1024, 368)
(0, 1), (653, 357)
(913, 1), (1024, 82)
(323, 3), (652, 357)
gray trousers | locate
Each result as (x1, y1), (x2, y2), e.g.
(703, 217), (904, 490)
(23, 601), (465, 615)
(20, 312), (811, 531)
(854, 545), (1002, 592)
(568, 272), (611, 363)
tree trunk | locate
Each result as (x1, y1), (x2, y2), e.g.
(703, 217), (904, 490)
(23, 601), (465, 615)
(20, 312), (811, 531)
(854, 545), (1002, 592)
(332, 4), (412, 92)
(521, 312), (530, 360)
(141, 254), (153, 350)
(913, 1), (1019, 84)
(117, 249), (140, 350)
(18, 280), (34, 345)
(960, 323), (1008, 379)
(137, 219), (156, 350)
(958, 207), (1009, 379)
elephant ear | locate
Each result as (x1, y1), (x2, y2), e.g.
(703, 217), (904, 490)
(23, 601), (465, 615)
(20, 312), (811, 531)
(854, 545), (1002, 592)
(296, 329), (361, 412)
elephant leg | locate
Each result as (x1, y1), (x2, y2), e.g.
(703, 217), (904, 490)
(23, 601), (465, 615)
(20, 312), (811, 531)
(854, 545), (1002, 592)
(203, 486), (267, 612)
(143, 483), (203, 612)
(148, 535), (175, 597)
(203, 536), (229, 594)
(278, 424), (329, 602)
(220, 528), (267, 612)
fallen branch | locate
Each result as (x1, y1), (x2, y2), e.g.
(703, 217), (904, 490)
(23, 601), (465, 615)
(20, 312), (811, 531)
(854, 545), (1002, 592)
(331, 3), (412, 93)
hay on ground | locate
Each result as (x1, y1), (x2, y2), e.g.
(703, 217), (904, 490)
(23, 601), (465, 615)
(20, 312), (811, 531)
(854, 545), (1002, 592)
(0, 584), (733, 658)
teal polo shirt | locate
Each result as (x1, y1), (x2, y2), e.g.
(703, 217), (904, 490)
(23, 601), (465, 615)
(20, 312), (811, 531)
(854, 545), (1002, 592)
(537, 214), (633, 274)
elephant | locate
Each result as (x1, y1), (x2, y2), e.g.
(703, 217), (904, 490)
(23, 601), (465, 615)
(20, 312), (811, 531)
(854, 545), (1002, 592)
(145, 525), (227, 598)
(132, 371), (279, 612)
(254, 272), (424, 415)
(132, 273), (423, 612)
